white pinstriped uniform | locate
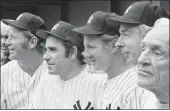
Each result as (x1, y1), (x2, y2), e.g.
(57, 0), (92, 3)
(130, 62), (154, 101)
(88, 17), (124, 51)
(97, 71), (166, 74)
(1, 60), (48, 109)
(29, 65), (108, 109)
(97, 67), (155, 109)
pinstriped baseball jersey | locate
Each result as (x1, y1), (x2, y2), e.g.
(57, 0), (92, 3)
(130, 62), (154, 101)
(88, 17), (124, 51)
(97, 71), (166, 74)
(118, 86), (158, 109)
(96, 67), (137, 109)
(97, 67), (155, 109)
(107, 67), (157, 109)
(1, 60), (48, 109)
(29, 65), (108, 109)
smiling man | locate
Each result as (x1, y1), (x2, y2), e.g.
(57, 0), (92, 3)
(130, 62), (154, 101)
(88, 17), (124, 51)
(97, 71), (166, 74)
(29, 21), (107, 109)
(1, 20), (11, 65)
(1, 12), (47, 109)
(72, 11), (145, 109)
(138, 18), (169, 109)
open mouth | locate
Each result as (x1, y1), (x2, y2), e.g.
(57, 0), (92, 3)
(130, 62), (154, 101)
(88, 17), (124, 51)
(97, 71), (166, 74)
(1, 47), (8, 50)
(83, 59), (96, 65)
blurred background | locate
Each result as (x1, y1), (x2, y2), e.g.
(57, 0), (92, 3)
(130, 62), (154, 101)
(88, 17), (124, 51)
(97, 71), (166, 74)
(0, 0), (169, 30)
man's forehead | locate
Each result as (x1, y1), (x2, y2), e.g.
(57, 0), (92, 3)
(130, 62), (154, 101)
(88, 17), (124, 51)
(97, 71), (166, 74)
(142, 30), (169, 51)
(84, 35), (102, 42)
(1, 22), (11, 34)
(144, 27), (169, 44)
(119, 24), (136, 32)
(8, 27), (22, 35)
(46, 35), (63, 45)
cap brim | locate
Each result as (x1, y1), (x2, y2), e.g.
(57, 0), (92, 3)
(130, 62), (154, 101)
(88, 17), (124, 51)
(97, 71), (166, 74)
(107, 15), (141, 25)
(35, 29), (48, 40)
(45, 31), (67, 41)
(72, 25), (103, 35)
(2, 19), (27, 30)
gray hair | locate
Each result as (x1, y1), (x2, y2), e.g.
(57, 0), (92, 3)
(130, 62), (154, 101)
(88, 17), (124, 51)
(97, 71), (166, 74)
(137, 24), (151, 38)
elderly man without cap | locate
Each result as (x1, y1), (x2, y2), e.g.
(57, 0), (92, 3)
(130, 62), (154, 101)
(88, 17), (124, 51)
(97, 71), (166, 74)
(106, 1), (168, 109)
(137, 18), (169, 109)
(1, 12), (48, 109)
(1, 21), (11, 65)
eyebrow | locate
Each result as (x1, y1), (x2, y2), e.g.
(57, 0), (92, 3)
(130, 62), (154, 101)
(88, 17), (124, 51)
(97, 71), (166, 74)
(120, 28), (131, 33)
(141, 40), (168, 50)
(46, 45), (57, 49)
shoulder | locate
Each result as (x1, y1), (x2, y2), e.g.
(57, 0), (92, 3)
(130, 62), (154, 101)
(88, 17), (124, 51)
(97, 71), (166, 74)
(82, 65), (108, 83)
(1, 60), (19, 74)
(120, 86), (155, 109)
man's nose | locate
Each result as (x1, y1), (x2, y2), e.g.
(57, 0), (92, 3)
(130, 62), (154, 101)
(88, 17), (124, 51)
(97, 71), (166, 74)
(115, 36), (125, 49)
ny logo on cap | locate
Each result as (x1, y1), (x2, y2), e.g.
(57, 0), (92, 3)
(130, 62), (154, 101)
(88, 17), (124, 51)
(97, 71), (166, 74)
(52, 24), (59, 30)
(124, 5), (132, 14)
(17, 14), (23, 20)
(87, 15), (93, 24)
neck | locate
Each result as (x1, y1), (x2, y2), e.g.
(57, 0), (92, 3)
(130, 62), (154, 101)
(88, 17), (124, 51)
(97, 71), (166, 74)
(59, 61), (83, 81)
(18, 52), (43, 77)
(106, 55), (132, 80)
(149, 85), (169, 104)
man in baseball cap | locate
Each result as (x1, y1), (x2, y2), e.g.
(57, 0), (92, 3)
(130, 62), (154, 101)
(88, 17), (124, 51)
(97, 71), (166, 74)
(105, 1), (168, 109)
(29, 21), (108, 109)
(72, 11), (154, 109)
(1, 12), (48, 109)
(107, 1), (168, 65)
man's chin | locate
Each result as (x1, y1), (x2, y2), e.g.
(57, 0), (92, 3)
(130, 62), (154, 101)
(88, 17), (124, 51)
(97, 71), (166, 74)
(2, 50), (9, 55)
(137, 79), (153, 89)
(48, 70), (57, 75)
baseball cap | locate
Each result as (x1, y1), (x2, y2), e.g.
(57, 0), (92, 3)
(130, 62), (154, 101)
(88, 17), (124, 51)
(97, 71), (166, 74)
(2, 12), (46, 38)
(37, 21), (83, 47)
(107, 1), (168, 27)
(73, 11), (120, 36)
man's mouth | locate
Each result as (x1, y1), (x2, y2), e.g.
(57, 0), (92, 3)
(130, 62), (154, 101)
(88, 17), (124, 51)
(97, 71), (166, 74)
(9, 49), (15, 53)
(83, 59), (96, 65)
(138, 70), (152, 77)
(1, 46), (8, 50)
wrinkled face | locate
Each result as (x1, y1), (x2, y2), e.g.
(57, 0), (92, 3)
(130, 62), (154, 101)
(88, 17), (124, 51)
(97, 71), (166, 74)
(115, 24), (143, 65)
(1, 23), (11, 54)
(82, 35), (113, 72)
(43, 36), (71, 74)
(137, 27), (169, 89)
(5, 27), (30, 60)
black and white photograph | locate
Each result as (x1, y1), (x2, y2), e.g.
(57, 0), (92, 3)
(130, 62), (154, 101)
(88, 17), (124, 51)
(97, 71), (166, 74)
(0, 0), (169, 109)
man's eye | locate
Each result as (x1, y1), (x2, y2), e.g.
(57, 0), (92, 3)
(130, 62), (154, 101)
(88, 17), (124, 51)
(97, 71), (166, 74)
(4, 36), (8, 39)
(49, 47), (56, 51)
(153, 50), (162, 56)
(141, 45), (146, 52)
(89, 46), (95, 50)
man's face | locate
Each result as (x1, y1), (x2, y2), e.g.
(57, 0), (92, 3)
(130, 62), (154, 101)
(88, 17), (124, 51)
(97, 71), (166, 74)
(83, 35), (113, 72)
(6, 27), (30, 60)
(137, 27), (169, 89)
(115, 24), (143, 65)
(43, 36), (70, 74)
(1, 23), (10, 54)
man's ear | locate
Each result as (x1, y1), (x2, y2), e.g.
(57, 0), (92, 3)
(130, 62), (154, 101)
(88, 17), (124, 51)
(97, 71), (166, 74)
(112, 47), (118, 54)
(111, 40), (118, 54)
(29, 37), (38, 49)
(69, 46), (77, 60)
(111, 35), (119, 54)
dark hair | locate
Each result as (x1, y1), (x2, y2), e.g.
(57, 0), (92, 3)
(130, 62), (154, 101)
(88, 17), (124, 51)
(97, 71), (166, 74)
(23, 24), (47, 54)
(62, 34), (85, 65)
